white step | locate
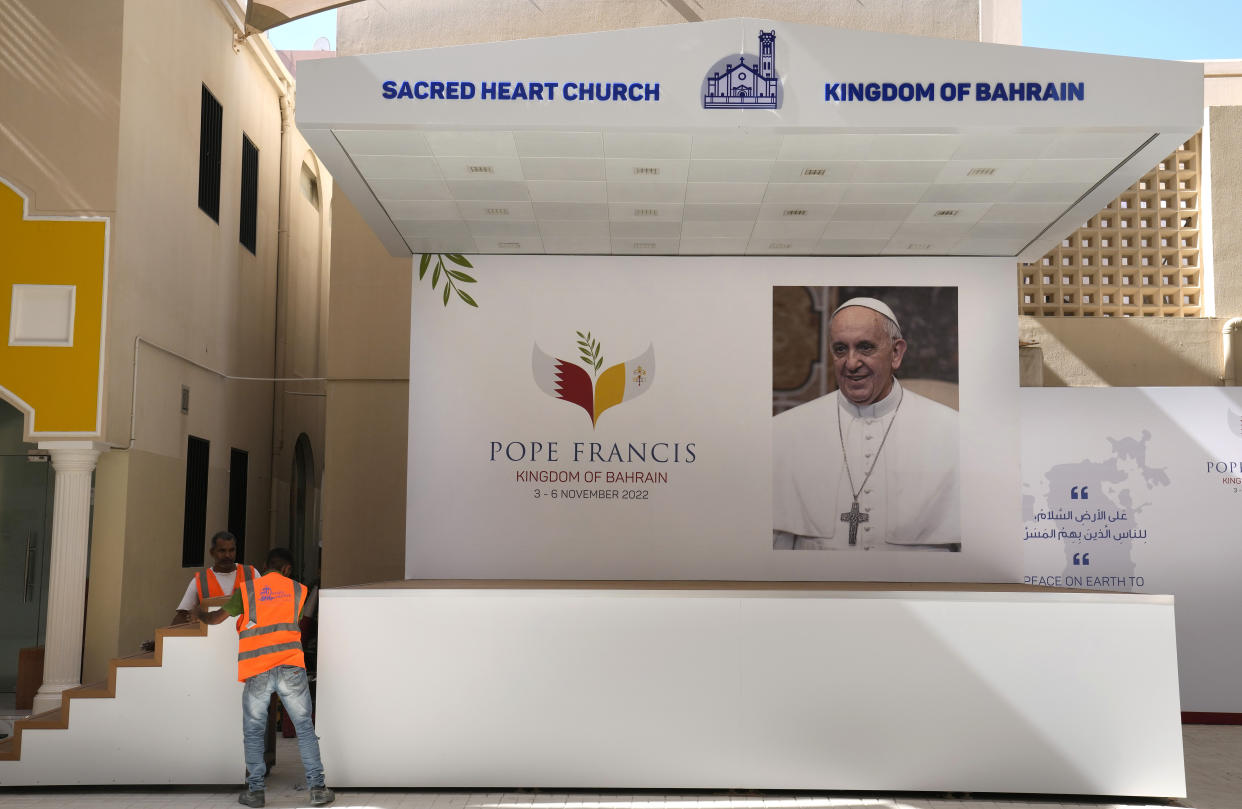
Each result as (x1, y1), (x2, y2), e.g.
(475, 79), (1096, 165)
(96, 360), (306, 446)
(0, 623), (243, 786)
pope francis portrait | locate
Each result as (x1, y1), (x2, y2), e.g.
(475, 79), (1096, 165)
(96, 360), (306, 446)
(772, 296), (960, 551)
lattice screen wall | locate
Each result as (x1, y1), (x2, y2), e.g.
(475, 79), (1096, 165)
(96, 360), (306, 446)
(1019, 132), (1203, 317)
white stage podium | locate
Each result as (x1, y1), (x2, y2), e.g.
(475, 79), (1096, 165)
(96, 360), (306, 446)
(316, 582), (1185, 797)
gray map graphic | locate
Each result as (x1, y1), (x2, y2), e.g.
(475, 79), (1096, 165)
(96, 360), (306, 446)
(1023, 430), (1170, 589)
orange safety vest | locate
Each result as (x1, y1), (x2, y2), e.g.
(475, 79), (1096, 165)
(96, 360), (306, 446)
(194, 565), (258, 600)
(236, 572), (307, 682)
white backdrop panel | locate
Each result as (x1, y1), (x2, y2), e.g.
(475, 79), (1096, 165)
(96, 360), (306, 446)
(1021, 386), (1242, 713)
(408, 256), (1019, 581)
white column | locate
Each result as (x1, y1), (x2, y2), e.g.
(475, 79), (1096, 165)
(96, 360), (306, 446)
(32, 440), (106, 716)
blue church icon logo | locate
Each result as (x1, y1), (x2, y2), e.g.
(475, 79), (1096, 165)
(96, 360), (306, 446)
(701, 30), (780, 110)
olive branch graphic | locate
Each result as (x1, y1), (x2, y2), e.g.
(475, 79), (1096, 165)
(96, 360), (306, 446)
(418, 253), (478, 308)
(576, 330), (603, 377)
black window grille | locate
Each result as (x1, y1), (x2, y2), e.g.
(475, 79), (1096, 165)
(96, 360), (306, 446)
(240, 135), (259, 253)
(198, 85), (223, 221)
(182, 435), (210, 567)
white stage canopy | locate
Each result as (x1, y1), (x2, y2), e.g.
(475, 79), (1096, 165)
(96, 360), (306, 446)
(297, 18), (1203, 260)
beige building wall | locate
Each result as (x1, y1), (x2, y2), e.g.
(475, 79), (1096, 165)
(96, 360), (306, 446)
(1018, 316), (1224, 387)
(0, 0), (334, 681)
(79, 451), (128, 688)
(323, 182), (409, 587)
(1204, 66), (1242, 385)
(96, 1), (280, 664)
(1208, 105), (1242, 319)
(0, 0), (124, 214)
(268, 147), (334, 588)
(322, 0), (1015, 587)
(336, 0), (989, 57)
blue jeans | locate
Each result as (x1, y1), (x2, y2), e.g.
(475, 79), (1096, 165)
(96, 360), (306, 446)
(242, 665), (324, 791)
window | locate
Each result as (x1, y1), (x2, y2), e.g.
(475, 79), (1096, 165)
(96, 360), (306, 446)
(229, 448), (249, 562)
(198, 85), (223, 221)
(240, 135), (259, 253)
(182, 435), (210, 567)
(300, 162), (320, 210)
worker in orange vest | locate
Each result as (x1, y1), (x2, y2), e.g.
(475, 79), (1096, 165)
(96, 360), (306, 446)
(172, 530), (260, 625)
(172, 531), (276, 774)
(194, 546), (334, 808)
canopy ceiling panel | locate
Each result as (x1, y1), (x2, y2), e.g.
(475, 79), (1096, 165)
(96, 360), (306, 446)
(297, 18), (1203, 260)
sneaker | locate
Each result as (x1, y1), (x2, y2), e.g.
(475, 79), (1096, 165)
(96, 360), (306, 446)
(310, 785), (336, 806)
(238, 789), (265, 807)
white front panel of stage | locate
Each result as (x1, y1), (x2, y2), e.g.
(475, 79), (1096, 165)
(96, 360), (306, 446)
(407, 256), (1019, 582)
(316, 586), (1184, 796)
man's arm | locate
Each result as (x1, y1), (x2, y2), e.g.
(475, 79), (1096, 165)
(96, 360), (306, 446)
(191, 588), (243, 625)
(171, 577), (200, 625)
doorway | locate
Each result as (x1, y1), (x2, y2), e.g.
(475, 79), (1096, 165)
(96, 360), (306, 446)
(289, 433), (318, 585)
(0, 400), (54, 698)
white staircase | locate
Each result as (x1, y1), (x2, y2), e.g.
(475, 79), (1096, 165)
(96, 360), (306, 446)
(0, 622), (244, 786)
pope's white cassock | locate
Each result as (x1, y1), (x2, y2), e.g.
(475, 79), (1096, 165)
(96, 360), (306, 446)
(772, 379), (960, 550)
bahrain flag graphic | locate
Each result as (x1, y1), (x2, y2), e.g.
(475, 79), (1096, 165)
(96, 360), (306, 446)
(532, 331), (655, 427)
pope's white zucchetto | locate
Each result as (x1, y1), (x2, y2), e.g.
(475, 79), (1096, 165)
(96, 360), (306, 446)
(830, 297), (900, 330)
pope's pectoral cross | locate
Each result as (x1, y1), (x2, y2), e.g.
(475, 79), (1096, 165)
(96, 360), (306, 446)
(840, 500), (868, 546)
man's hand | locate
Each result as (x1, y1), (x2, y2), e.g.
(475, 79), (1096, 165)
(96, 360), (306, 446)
(191, 603), (229, 625)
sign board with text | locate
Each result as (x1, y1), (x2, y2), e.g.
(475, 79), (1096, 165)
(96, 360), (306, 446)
(407, 255), (1019, 582)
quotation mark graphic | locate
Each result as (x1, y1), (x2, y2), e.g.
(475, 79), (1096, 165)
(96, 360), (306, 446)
(1071, 485), (1090, 500)
(1073, 552), (1091, 566)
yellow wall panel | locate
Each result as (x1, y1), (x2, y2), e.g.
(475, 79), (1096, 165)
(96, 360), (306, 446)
(0, 182), (107, 434)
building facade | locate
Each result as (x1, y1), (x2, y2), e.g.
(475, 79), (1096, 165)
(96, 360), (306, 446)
(0, 0), (331, 710)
